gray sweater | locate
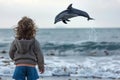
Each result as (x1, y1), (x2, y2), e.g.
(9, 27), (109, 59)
(9, 38), (44, 70)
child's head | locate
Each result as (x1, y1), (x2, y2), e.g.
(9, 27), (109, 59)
(15, 16), (37, 39)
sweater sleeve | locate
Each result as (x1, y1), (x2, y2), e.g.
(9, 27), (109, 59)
(9, 40), (17, 60)
(34, 39), (44, 70)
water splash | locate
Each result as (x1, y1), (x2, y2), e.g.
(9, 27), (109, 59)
(88, 27), (97, 41)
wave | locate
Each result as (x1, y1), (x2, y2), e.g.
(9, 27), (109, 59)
(0, 41), (120, 56)
(42, 41), (120, 56)
(0, 43), (9, 47)
(42, 41), (120, 51)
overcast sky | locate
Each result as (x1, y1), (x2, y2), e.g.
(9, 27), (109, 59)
(0, 0), (120, 28)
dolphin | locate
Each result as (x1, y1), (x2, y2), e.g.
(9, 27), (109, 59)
(54, 4), (94, 24)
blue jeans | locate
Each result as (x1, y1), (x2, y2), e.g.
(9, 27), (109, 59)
(13, 66), (39, 80)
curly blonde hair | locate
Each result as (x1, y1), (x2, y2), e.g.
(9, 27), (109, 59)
(14, 16), (37, 40)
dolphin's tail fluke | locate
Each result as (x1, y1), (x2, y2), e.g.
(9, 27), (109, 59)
(87, 17), (94, 21)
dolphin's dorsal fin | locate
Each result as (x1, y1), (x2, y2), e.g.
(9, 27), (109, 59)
(67, 4), (72, 10)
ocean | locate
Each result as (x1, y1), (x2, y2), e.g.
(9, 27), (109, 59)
(0, 28), (120, 56)
(0, 28), (120, 79)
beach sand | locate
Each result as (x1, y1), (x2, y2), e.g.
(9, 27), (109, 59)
(0, 76), (118, 80)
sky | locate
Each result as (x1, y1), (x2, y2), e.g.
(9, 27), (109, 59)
(0, 0), (120, 28)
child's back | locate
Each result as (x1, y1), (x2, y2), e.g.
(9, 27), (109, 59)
(9, 16), (44, 80)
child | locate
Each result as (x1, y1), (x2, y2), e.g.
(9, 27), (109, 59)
(9, 16), (44, 80)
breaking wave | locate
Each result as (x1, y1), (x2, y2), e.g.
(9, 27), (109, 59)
(42, 41), (120, 56)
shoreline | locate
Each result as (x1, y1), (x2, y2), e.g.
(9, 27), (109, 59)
(0, 76), (119, 80)
(0, 55), (120, 79)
